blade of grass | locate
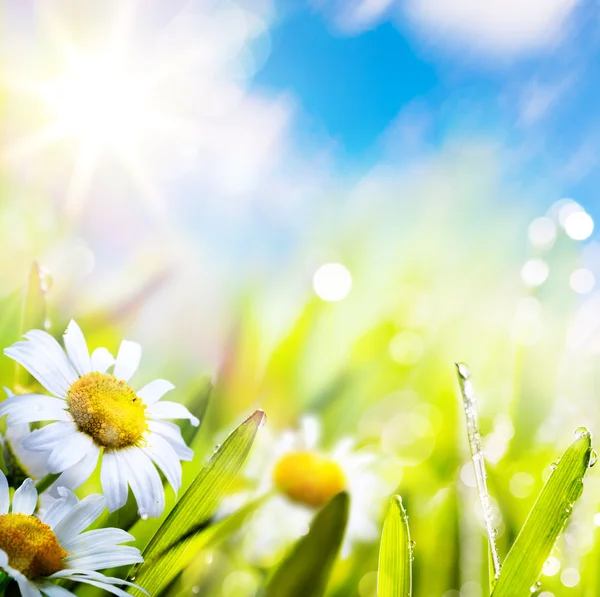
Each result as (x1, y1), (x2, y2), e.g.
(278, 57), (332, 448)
(127, 410), (265, 595)
(456, 363), (502, 580)
(491, 428), (593, 597)
(15, 262), (48, 392)
(263, 492), (349, 597)
(377, 495), (412, 597)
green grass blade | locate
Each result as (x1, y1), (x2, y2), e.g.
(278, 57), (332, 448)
(492, 429), (593, 597)
(15, 261), (47, 391)
(263, 492), (349, 597)
(127, 409), (265, 595)
(377, 495), (412, 597)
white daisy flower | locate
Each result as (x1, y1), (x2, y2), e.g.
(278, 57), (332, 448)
(222, 416), (393, 564)
(0, 470), (144, 597)
(1, 321), (199, 518)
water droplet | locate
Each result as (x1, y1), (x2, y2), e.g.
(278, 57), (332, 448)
(456, 362), (471, 380)
(550, 458), (561, 471)
(588, 449), (597, 467)
(130, 576), (136, 582)
(258, 410), (267, 427)
(567, 478), (584, 503)
(214, 443), (222, 452)
(138, 509), (149, 521)
(574, 427), (591, 440)
(408, 540), (416, 549)
(530, 580), (542, 593)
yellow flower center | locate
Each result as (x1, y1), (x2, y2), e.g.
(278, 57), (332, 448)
(0, 514), (66, 579)
(272, 451), (347, 508)
(67, 372), (147, 449)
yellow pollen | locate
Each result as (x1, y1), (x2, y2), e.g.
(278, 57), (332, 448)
(273, 451), (347, 508)
(0, 514), (66, 579)
(67, 372), (147, 449)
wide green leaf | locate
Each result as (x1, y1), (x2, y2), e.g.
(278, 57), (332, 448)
(263, 492), (349, 597)
(491, 429), (593, 597)
(378, 495), (412, 597)
(127, 409), (265, 595)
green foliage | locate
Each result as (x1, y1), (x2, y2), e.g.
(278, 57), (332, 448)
(377, 495), (412, 597)
(263, 492), (349, 597)
(127, 410), (265, 596)
(491, 430), (593, 597)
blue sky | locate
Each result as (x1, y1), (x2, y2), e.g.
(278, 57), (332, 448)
(250, 1), (600, 217)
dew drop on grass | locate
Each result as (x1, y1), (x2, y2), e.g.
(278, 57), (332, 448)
(550, 459), (561, 471)
(409, 540), (416, 549)
(567, 478), (584, 503)
(530, 580), (542, 593)
(574, 427), (591, 440)
(588, 449), (597, 467)
(456, 362), (471, 380)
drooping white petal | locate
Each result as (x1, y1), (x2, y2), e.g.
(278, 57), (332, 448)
(146, 401), (199, 426)
(48, 445), (100, 494)
(23, 422), (77, 452)
(142, 433), (182, 494)
(63, 546), (143, 570)
(147, 421), (193, 461)
(63, 321), (91, 377)
(59, 578), (131, 597)
(41, 487), (79, 528)
(38, 583), (77, 597)
(100, 451), (128, 513)
(120, 448), (165, 518)
(0, 472), (8, 515)
(14, 577), (42, 597)
(49, 570), (146, 594)
(113, 340), (142, 382)
(61, 528), (135, 553)
(12, 478), (38, 515)
(0, 394), (70, 426)
(90, 348), (114, 373)
(53, 494), (106, 544)
(137, 379), (175, 405)
(47, 433), (94, 473)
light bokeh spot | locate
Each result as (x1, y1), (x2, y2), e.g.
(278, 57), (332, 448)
(313, 263), (352, 302)
(569, 268), (595, 294)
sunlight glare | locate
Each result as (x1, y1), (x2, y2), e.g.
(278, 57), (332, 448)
(42, 55), (148, 149)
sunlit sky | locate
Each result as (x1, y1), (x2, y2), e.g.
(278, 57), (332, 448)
(2, 0), (600, 365)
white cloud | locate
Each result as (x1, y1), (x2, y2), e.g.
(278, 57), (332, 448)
(318, 0), (581, 57)
(405, 0), (580, 56)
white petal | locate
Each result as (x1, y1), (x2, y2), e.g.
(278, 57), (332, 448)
(49, 570), (145, 594)
(15, 577), (42, 597)
(90, 348), (114, 373)
(41, 487), (79, 528)
(147, 421), (193, 461)
(11, 330), (78, 395)
(63, 321), (91, 377)
(142, 433), (182, 494)
(0, 394), (70, 426)
(147, 401), (199, 426)
(47, 433), (94, 473)
(137, 379), (175, 405)
(113, 340), (141, 382)
(23, 422), (77, 452)
(60, 578), (131, 597)
(100, 452), (128, 513)
(63, 546), (142, 569)
(121, 449), (165, 518)
(0, 471), (8, 515)
(53, 494), (106, 544)
(48, 445), (100, 494)
(61, 528), (135, 553)
(39, 583), (77, 597)
(12, 478), (38, 515)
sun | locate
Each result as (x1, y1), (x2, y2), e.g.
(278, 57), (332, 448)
(2, 6), (193, 218)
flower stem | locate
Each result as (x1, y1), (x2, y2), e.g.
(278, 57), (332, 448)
(35, 473), (60, 494)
